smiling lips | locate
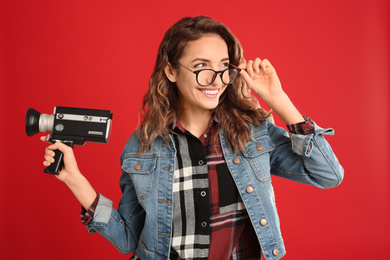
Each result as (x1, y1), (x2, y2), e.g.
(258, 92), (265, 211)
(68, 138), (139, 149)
(200, 88), (220, 98)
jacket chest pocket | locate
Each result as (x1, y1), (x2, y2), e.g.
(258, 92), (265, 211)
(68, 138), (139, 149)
(122, 157), (157, 200)
(242, 133), (275, 183)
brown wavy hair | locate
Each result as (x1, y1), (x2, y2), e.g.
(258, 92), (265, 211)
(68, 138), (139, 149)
(138, 16), (270, 155)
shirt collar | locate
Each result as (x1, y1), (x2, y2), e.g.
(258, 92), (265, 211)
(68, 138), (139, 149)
(172, 115), (219, 134)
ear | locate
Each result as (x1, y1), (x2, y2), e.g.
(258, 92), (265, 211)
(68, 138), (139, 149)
(163, 62), (177, 82)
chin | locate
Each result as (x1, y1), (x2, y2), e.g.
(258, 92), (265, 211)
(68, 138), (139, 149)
(201, 100), (220, 111)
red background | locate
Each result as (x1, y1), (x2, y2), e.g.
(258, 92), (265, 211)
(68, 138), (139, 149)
(1, 0), (389, 259)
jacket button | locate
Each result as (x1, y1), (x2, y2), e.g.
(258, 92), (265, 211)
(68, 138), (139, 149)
(255, 141), (263, 151)
(246, 186), (253, 193)
(260, 219), (267, 226)
(134, 161), (141, 170)
(273, 249), (279, 256)
(233, 158), (240, 164)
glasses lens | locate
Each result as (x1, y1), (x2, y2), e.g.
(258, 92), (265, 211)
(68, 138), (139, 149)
(197, 70), (217, 86)
(221, 68), (239, 85)
(196, 68), (240, 86)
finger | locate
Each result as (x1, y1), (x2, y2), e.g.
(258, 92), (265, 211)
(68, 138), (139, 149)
(45, 147), (55, 157)
(43, 149), (55, 167)
(44, 153), (55, 163)
(45, 143), (58, 153)
(239, 69), (253, 86)
(40, 135), (53, 144)
(43, 142), (72, 167)
(260, 59), (272, 72)
(246, 60), (254, 77)
(46, 141), (71, 153)
(253, 58), (262, 74)
(43, 160), (51, 167)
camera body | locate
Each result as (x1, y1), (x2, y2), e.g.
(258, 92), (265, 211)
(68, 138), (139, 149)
(26, 106), (113, 174)
(48, 106), (112, 145)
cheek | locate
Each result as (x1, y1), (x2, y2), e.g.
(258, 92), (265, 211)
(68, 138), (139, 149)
(176, 74), (197, 90)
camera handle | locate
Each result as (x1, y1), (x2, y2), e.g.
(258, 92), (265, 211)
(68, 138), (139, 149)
(44, 137), (74, 175)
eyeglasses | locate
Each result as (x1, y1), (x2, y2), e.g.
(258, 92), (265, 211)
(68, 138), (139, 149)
(178, 63), (241, 87)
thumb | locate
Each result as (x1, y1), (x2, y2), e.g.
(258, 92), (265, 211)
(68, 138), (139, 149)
(239, 69), (253, 87)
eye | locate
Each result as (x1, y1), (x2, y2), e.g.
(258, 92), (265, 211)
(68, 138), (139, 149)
(194, 63), (206, 68)
(221, 62), (229, 68)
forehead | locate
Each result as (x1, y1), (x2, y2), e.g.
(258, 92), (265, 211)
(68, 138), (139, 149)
(180, 35), (229, 61)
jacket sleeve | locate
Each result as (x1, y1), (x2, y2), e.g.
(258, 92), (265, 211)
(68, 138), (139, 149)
(268, 120), (344, 188)
(84, 146), (145, 254)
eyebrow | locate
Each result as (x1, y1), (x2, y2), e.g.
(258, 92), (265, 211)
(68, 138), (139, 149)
(191, 57), (230, 63)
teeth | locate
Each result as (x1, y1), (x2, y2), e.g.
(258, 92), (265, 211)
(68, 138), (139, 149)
(202, 89), (218, 95)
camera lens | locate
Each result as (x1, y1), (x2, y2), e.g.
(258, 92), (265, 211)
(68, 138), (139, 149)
(39, 113), (54, 133)
(25, 108), (41, 136)
(25, 108), (54, 136)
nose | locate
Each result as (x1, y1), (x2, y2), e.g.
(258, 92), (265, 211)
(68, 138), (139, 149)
(211, 72), (223, 86)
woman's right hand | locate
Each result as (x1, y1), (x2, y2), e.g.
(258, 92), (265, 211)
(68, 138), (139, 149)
(40, 136), (97, 210)
(41, 136), (81, 183)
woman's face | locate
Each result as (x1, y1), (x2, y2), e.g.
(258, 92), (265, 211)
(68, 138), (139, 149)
(170, 35), (229, 114)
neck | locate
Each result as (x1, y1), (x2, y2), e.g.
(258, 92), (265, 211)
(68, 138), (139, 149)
(178, 108), (212, 138)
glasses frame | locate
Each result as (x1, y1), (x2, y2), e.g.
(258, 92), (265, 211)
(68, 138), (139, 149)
(178, 63), (241, 87)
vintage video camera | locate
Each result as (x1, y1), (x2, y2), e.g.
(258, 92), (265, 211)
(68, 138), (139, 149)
(25, 106), (113, 175)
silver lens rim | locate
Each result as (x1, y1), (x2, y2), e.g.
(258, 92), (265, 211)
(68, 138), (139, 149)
(39, 114), (54, 133)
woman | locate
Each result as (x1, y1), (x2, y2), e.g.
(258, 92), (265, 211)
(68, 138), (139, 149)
(42, 16), (343, 260)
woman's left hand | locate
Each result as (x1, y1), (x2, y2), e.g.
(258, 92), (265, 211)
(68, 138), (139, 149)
(239, 58), (305, 125)
(239, 58), (283, 106)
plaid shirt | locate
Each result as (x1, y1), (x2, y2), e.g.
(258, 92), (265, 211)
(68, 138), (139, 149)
(82, 116), (315, 260)
(168, 118), (261, 260)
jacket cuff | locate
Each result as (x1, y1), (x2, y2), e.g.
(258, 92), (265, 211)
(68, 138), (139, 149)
(291, 121), (334, 157)
(86, 194), (113, 233)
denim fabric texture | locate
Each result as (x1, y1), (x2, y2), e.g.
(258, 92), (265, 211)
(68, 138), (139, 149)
(86, 120), (343, 260)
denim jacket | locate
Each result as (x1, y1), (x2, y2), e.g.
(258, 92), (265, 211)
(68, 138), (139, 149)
(86, 120), (343, 260)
